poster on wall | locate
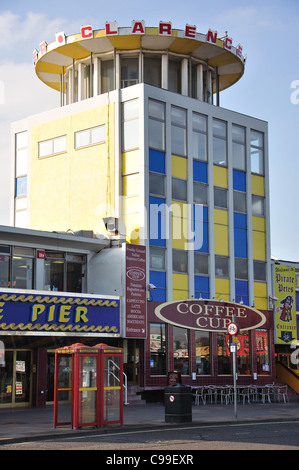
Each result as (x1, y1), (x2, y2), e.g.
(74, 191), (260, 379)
(274, 264), (298, 344)
(125, 244), (147, 338)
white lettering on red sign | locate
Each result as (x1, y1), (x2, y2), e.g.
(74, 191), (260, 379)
(81, 25), (93, 39)
(105, 21), (118, 35)
(37, 250), (45, 259)
(131, 20), (145, 34)
(159, 21), (172, 36)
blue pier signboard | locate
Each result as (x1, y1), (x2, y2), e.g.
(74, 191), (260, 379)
(0, 289), (120, 336)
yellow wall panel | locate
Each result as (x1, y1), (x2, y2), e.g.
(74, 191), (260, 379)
(252, 216), (265, 232)
(252, 231), (266, 260)
(122, 150), (139, 175)
(171, 201), (188, 249)
(215, 278), (230, 297)
(123, 213), (139, 244)
(173, 273), (188, 290)
(214, 208), (228, 225)
(123, 174), (139, 196)
(172, 216), (188, 249)
(254, 282), (267, 298)
(214, 224), (229, 255)
(254, 280), (268, 310)
(254, 297), (268, 310)
(213, 166), (227, 188)
(29, 103), (115, 233)
(123, 196), (140, 215)
(172, 155), (187, 179)
(173, 289), (189, 300)
(251, 175), (265, 196)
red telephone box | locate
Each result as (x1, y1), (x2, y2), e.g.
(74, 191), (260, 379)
(53, 343), (123, 429)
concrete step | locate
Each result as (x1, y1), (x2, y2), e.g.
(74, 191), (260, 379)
(124, 386), (146, 405)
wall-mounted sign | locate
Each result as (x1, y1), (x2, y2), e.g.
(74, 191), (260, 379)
(155, 300), (267, 332)
(0, 290), (120, 336)
(274, 265), (297, 344)
(125, 244), (147, 338)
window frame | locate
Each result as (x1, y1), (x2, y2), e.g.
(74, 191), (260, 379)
(74, 125), (105, 150)
(38, 135), (67, 159)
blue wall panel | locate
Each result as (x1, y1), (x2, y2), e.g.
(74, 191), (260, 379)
(193, 161), (208, 184)
(234, 227), (247, 258)
(150, 270), (166, 301)
(235, 280), (249, 305)
(149, 196), (166, 247)
(194, 276), (210, 298)
(149, 149), (165, 174)
(233, 170), (246, 192)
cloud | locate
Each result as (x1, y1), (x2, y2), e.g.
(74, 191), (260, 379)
(0, 10), (69, 62)
(0, 10), (67, 225)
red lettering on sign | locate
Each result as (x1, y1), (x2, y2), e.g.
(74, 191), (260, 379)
(236, 44), (243, 58)
(131, 20), (145, 34)
(33, 49), (38, 64)
(185, 24), (196, 38)
(159, 21), (172, 36)
(105, 21), (118, 35)
(224, 37), (232, 50)
(206, 29), (217, 44)
(39, 41), (47, 55)
(56, 31), (66, 45)
(81, 25), (93, 39)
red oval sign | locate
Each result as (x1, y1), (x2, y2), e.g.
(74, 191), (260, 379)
(155, 300), (266, 332)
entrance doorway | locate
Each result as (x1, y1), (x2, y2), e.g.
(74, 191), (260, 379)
(0, 350), (32, 407)
(123, 340), (139, 385)
(46, 351), (55, 403)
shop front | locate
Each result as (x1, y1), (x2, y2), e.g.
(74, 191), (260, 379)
(143, 300), (275, 393)
(0, 289), (120, 407)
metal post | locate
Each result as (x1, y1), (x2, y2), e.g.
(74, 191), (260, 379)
(232, 314), (237, 419)
(232, 342), (237, 419)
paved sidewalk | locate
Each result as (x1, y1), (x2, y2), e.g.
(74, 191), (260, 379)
(0, 401), (299, 445)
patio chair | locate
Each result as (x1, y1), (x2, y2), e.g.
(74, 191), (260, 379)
(220, 386), (233, 405)
(239, 387), (251, 404)
(205, 385), (218, 404)
(277, 385), (288, 403)
(259, 385), (274, 404)
(249, 385), (258, 403)
(194, 387), (206, 405)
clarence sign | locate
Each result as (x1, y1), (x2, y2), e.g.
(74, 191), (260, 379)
(34, 20), (244, 65)
(155, 300), (266, 333)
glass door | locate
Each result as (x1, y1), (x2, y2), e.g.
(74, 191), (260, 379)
(123, 340), (139, 385)
(15, 351), (31, 404)
(0, 350), (32, 407)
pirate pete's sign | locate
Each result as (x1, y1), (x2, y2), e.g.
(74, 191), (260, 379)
(155, 300), (266, 332)
(274, 265), (297, 344)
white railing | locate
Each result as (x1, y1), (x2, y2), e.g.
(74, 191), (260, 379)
(108, 359), (128, 405)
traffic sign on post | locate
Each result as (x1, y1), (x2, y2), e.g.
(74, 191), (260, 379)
(227, 322), (239, 336)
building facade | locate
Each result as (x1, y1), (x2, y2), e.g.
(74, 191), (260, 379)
(3, 22), (277, 406)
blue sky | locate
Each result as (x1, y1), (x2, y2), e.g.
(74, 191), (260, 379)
(0, 0), (298, 260)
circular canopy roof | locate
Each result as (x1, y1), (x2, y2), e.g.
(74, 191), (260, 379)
(35, 26), (245, 93)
